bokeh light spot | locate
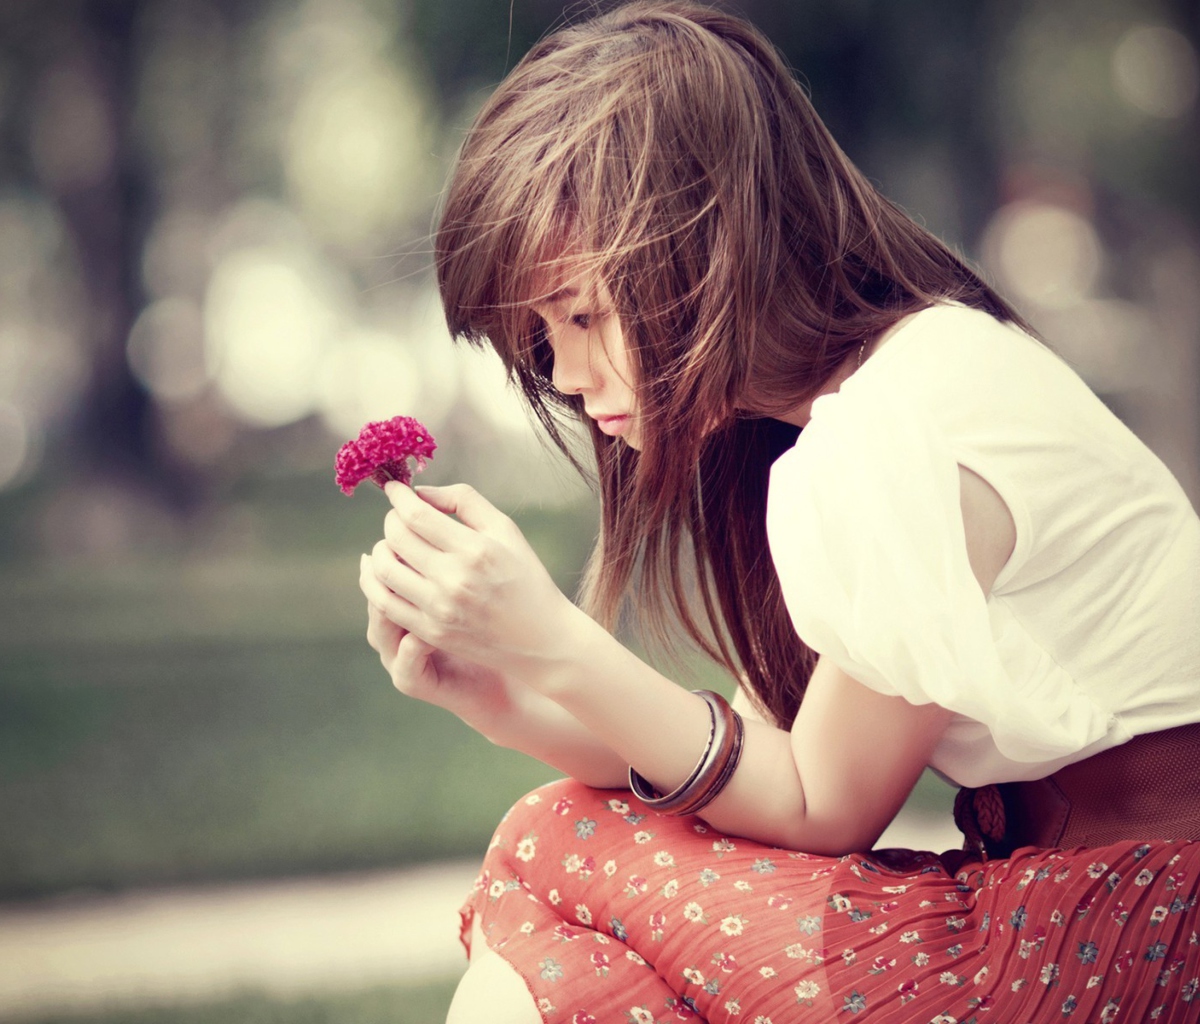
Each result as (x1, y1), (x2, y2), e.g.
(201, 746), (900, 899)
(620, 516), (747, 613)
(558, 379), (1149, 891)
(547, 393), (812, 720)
(284, 58), (432, 248)
(1039, 299), (1156, 394)
(204, 247), (341, 427)
(316, 328), (422, 440)
(127, 297), (210, 403)
(456, 343), (538, 437)
(0, 195), (87, 459)
(29, 61), (116, 191)
(159, 393), (237, 468)
(1112, 25), (1199, 119)
(141, 209), (215, 301)
(981, 201), (1102, 310)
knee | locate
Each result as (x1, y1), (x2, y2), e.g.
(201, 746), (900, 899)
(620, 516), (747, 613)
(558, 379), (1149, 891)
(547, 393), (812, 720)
(496, 776), (614, 837)
(447, 950), (541, 1024)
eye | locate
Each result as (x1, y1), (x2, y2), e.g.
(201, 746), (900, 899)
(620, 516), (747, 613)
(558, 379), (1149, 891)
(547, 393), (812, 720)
(569, 313), (592, 331)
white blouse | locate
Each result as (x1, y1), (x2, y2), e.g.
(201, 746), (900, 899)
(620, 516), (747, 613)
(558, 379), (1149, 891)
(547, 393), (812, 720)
(766, 304), (1200, 788)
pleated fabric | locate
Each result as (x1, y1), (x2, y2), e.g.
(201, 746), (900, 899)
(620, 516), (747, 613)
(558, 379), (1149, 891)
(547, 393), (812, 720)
(461, 779), (1200, 1024)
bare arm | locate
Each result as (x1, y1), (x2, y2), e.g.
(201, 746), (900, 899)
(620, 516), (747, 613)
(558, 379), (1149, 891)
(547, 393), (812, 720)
(370, 464), (1013, 854)
(534, 622), (951, 852)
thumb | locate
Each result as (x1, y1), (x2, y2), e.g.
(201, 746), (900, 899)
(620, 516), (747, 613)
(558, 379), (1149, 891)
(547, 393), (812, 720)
(397, 630), (436, 668)
(393, 632), (438, 696)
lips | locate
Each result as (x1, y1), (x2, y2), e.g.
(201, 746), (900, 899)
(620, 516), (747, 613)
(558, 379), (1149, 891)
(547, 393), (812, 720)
(592, 414), (630, 436)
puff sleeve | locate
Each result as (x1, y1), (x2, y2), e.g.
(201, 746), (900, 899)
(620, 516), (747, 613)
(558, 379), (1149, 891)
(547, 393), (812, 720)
(765, 375), (1112, 767)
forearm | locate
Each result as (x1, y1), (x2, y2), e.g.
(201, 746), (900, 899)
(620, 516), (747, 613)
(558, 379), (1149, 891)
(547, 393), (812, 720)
(537, 608), (950, 854)
(532, 608), (833, 851)
(484, 681), (630, 789)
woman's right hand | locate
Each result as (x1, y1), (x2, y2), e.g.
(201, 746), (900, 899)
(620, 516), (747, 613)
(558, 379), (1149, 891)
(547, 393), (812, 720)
(359, 552), (629, 787)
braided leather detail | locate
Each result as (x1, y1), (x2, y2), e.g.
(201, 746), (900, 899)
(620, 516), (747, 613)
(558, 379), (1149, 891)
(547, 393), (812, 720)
(953, 785), (1007, 860)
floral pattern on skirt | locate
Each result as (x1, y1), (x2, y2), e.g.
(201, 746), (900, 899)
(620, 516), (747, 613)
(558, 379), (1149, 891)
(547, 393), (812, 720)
(460, 778), (1200, 1024)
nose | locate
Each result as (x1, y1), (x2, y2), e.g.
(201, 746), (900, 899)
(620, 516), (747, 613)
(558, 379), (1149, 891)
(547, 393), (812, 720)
(549, 334), (593, 396)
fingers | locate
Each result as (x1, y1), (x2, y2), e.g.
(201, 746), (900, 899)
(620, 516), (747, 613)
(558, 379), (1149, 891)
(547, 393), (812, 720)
(418, 482), (516, 537)
(363, 553), (405, 660)
(360, 549), (424, 632)
(375, 537), (440, 607)
(360, 551), (459, 711)
(384, 482), (477, 552)
(365, 595), (402, 655)
(364, 581), (435, 700)
(383, 508), (442, 575)
(387, 481), (514, 546)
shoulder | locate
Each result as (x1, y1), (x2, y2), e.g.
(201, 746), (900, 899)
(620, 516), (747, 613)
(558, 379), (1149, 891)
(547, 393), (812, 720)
(768, 304), (996, 481)
(774, 301), (1095, 497)
(782, 304), (1043, 461)
(859, 303), (1056, 399)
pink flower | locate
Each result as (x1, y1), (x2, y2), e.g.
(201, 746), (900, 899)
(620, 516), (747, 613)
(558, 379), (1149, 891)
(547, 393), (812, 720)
(334, 416), (436, 495)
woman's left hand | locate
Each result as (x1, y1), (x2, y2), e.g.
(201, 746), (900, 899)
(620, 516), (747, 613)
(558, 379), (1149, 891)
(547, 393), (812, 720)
(367, 481), (587, 682)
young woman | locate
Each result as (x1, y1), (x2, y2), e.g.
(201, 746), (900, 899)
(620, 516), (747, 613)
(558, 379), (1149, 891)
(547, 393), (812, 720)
(358, 3), (1200, 1021)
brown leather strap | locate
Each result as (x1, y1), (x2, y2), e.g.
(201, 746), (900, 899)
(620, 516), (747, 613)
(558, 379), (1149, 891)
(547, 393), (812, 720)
(954, 721), (1200, 859)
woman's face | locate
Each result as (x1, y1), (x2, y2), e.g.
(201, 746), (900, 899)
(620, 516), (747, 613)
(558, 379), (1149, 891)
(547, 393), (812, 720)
(530, 269), (642, 449)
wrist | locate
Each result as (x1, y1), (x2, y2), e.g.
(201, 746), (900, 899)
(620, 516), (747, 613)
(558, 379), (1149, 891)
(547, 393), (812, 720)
(474, 677), (553, 751)
(526, 601), (612, 699)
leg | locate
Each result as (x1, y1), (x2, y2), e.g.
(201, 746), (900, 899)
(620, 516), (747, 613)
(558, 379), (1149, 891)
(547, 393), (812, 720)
(446, 950), (541, 1024)
(446, 901), (541, 1024)
(456, 780), (716, 1022)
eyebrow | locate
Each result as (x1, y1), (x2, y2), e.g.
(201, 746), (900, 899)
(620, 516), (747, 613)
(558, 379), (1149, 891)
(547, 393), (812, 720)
(540, 286), (581, 305)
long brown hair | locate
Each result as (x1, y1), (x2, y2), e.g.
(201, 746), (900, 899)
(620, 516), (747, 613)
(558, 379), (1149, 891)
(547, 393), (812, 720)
(436, 0), (1025, 726)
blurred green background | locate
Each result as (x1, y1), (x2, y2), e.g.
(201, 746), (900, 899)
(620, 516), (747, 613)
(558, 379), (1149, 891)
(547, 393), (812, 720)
(1, 0), (1197, 1019)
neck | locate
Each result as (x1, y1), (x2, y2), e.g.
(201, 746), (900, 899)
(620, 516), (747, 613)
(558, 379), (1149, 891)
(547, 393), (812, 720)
(773, 342), (869, 428)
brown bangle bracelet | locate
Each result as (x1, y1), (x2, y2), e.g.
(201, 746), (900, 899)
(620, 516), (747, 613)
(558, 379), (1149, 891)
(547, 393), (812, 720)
(684, 700), (744, 816)
(628, 690), (722, 811)
(629, 690), (745, 816)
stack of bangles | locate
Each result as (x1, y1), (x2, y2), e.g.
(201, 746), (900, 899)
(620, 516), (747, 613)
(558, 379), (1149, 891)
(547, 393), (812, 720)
(628, 690), (745, 816)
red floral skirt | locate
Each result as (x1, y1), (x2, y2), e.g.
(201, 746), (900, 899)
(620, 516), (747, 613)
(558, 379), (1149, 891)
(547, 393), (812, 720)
(460, 778), (1200, 1024)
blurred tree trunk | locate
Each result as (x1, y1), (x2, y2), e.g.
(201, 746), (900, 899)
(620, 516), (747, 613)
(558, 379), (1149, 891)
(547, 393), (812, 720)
(40, 0), (156, 487)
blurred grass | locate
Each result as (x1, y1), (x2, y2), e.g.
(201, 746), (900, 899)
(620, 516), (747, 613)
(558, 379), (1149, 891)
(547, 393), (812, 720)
(0, 635), (558, 897)
(13, 979), (460, 1024)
